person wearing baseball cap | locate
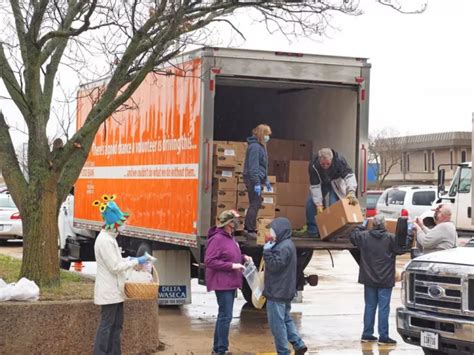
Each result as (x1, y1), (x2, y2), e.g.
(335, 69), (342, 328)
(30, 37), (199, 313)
(205, 210), (252, 355)
(92, 194), (151, 355)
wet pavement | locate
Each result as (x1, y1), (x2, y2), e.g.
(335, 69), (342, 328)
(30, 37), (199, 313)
(157, 250), (423, 355)
(0, 243), (423, 354)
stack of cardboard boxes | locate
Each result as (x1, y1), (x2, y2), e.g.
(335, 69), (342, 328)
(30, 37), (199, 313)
(267, 139), (312, 229)
(212, 141), (277, 230)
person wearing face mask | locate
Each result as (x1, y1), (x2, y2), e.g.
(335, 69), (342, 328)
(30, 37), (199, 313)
(205, 210), (252, 355)
(243, 123), (272, 239)
(303, 148), (358, 237)
(92, 194), (151, 355)
(262, 217), (307, 355)
(414, 204), (457, 254)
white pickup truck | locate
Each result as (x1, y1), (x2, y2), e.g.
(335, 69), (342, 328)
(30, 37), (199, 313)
(397, 243), (474, 355)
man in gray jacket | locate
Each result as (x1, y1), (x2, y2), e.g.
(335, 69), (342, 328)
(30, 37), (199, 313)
(263, 217), (307, 355)
(414, 204), (457, 253)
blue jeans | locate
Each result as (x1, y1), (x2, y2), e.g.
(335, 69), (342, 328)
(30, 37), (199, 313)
(305, 187), (339, 234)
(213, 290), (235, 353)
(266, 300), (306, 355)
(363, 286), (393, 339)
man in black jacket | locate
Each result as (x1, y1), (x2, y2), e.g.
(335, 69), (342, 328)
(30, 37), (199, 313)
(305, 148), (358, 236)
(263, 217), (307, 355)
(350, 215), (400, 345)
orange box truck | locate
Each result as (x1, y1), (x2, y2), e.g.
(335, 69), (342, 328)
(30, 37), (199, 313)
(61, 47), (371, 305)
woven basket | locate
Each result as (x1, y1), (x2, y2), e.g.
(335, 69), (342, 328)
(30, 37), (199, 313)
(125, 264), (160, 300)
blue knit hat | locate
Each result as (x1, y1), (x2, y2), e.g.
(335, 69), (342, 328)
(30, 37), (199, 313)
(92, 194), (129, 230)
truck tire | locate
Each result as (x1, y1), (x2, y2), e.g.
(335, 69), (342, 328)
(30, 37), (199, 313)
(136, 242), (152, 257)
(59, 249), (71, 270)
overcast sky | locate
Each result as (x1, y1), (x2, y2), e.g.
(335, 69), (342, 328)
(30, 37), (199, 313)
(1, 0), (473, 143)
(228, 0), (474, 136)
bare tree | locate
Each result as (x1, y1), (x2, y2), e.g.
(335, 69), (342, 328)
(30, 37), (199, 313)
(369, 129), (404, 189)
(0, 0), (425, 286)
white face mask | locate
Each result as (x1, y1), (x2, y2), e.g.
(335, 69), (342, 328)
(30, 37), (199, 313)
(117, 224), (126, 233)
(270, 228), (277, 240)
(264, 135), (270, 143)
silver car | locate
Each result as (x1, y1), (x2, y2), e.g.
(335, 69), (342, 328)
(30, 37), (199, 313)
(0, 194), (22, 243)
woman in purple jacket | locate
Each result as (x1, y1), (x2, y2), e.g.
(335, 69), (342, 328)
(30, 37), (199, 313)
(205, 209), (251, 355)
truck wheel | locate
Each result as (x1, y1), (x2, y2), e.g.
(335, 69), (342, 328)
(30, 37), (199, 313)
(423, 349), (447, 355)
(136, 242), (152, 257)
(59, 249), (71, 270)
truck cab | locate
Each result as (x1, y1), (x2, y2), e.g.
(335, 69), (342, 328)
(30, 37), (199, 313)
(397, 244), (474, 355)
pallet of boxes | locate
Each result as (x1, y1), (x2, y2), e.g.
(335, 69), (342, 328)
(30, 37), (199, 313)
(212, 141), (277, 234)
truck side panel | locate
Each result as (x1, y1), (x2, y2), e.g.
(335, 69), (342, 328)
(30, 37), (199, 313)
(75, 59), (202, 236)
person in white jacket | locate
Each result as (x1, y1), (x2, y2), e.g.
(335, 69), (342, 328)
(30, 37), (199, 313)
(92, 194), (149, 355)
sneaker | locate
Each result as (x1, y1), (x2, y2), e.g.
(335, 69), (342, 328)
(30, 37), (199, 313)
(294, 345), (308, 355)
(378, 337), (397, 345)
(361, 335), (378, 343)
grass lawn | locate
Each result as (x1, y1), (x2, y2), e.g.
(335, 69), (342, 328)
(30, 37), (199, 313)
(0, 254), (94, 300)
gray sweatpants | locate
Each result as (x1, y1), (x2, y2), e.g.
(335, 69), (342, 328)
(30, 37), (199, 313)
(93, 302), (124, 355)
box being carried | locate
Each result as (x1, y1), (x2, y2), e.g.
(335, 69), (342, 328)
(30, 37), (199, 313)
(316, 199), (364, 240)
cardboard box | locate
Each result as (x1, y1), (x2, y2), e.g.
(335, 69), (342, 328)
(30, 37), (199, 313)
(288, 160), (309, 184)
(258, 201), (276, 218)
(214, 155), (236, 168)
(214, 142), (237, 157)
(213, 190), (236, 204)
(213, 201), (236, 219)
(237, 191), (249, 205)
(214, 167), (235, 178)
(267, 139), (293, 161)
(275, 205), (306, 229)
(228, 141), (247, 162)
(276, 183), (309, 206)
(234, 161), (244, 174)
(367, 218), (398, 234)
(213, 177), (237, 191)
(236, 206), (247, 217)
(270, 160), (290, 183)
(316, 199), (364, 240)
(292, 140), (312, 160)
(237, 183), (247, 192)
(262, 183), (276, 195)
(256, 218), (273, 245)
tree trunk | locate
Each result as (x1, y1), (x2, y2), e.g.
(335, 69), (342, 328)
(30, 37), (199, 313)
(20, 187), (60, 287)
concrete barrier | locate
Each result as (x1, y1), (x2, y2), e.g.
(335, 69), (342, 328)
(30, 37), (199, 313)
(0, 299), (160, 354)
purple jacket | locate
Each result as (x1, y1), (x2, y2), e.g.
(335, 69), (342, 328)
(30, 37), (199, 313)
(205, 227), (245, 292)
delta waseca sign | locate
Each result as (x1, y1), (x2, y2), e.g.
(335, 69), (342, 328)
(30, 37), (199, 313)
(159, 285), (187, 304)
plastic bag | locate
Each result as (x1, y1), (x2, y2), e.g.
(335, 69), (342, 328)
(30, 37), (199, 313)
(243, 260), (264, 300)
(0, 278), (40, 302)
(127, 269), (153, 283)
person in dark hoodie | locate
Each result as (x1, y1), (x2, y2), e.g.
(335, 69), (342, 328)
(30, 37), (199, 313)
(243, 124), (272, 238)
(263, 217), (307, 355)
(205, 210), (251, 355)
(350, 215), (401, 345)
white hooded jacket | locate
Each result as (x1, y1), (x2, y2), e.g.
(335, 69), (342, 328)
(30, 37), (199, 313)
(94, 229), (138, 305)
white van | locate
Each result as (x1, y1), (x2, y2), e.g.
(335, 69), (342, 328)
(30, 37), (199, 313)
(376, 185), (437, 219)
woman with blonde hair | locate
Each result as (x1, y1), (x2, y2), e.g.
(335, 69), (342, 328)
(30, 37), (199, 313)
(243, 124), (272, 238)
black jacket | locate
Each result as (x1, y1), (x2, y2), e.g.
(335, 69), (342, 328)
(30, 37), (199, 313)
(308, 149), (353, 186)
(263, 218), (297, 302)
(350, 226), (401, 288)
(243, 136), (268, 186)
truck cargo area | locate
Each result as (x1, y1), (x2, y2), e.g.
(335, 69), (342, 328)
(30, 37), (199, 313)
(214, 77), (359, 168)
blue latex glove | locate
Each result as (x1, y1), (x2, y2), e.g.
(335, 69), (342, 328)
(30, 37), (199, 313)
(265, 180), (272, 192)
(137, 255), (148, 265)
(362, 219), (368, 227)
(254, 185), (261, 196)
(263, 241), (274, 250)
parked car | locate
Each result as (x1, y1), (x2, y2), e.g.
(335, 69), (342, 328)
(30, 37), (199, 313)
(376, 185), (437, 219)
(366, 190), (383, 217)
(0, 194), (22, 244)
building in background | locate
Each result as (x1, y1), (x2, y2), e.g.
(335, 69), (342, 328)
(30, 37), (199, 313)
(372, 132), (471, 188)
